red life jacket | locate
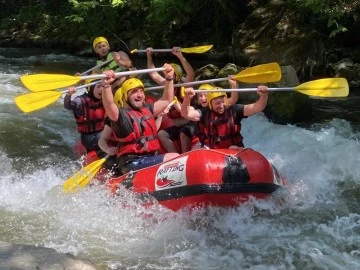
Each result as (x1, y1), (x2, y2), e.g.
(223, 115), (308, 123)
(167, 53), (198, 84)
(75, 95), (106, 134)
(114, 106), (160, 156)
(198, 107), (243, 149)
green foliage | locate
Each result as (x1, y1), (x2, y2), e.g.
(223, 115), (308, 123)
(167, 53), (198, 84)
(290, 0), (355, 38)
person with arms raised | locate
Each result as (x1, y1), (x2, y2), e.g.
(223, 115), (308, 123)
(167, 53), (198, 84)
(100, 63), (179, 174)
(182, 77), (240, 151)
(181, 84), (268, 150)
(147, 47), (196, 153)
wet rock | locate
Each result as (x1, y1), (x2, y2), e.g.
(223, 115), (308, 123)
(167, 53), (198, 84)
(0, 241), (99, 270)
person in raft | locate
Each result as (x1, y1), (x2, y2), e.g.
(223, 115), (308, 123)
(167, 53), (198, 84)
(64, 80), (106, 153)
(100, 63), (179, 173)
(92, 36), (135, 92)
(183, 77), (240, 150)
(180, 85), (268, 150)
(146, 47), (196, 154)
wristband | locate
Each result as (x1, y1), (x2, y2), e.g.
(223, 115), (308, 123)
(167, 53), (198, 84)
(165, 77), (174, 81)
(101, 83), (110, 88)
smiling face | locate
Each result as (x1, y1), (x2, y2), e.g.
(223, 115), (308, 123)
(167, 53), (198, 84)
(210, 95), (227, 114)
(127, 87), (145, 109)
(95, 42), (110, 58)
(197, 93), (208, 108)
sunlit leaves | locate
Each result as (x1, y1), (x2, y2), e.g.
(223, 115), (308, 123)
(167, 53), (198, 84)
(290, 0), (355, 38)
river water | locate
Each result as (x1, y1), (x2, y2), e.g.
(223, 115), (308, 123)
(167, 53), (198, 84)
(1, 47), (360, 270)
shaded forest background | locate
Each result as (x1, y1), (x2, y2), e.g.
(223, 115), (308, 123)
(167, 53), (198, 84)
(0, 0), (358, 56)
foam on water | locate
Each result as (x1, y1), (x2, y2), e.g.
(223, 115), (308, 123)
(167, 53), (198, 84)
(1, 50), (360, 269)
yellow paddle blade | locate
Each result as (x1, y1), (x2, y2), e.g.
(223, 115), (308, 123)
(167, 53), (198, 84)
(180, 45), (213, 53)
(63, 157), (107, 193)
(234, 62), (281, 83)
(21, 74), (82, 92)
(15, 91), (63, 113)
(295, 78), (349, 97)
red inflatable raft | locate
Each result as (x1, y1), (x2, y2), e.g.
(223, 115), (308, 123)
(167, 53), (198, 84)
(105, 148), (286, 211)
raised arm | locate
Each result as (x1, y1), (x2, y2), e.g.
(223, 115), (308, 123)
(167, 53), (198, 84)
(243, 85), (268, 116)
(147, 47), (166, 85)
(63, 87), (76, 110)
(113, 51), (133, 69)
(101, 70), (119, 121)
(172, 47), (194, 83)
(153, 63), (174, 116)
(227, 75), (239, 105)
(181, 87), (201, 121)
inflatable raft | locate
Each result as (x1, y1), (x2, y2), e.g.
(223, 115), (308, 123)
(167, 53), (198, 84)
(104, 148), (286, 211)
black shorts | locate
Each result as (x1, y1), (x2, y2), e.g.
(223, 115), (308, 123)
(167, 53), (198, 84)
(161, 121), (198, 140)
(81, 132), (102, 152)
(180, 121), (198, 138)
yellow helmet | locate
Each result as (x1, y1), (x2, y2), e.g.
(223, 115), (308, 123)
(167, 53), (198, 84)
(113, 88), (123, 108)
(93, 36), (109, 51)
(207, 87), (227, 109)
(170, 63), (183, 82)
(198, 83), (214, 90)
(121, 78), (145, 102)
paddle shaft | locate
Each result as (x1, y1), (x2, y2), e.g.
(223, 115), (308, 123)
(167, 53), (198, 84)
(194, 88), (294, 93)
(135, 49), (176, 53)
(147, 78), (227, 91)
(81, 59), (112, 75)
(81, 67), (165, 80)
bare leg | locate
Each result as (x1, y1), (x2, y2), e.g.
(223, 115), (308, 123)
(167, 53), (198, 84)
(158, 130), (178, 153)
(179, 132), (192, 153)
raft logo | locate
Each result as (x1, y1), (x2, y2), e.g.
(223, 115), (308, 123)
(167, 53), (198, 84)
(155, 156), (188, 190)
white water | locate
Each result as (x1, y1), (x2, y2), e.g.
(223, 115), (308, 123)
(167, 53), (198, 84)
(1, 49), (360, 269)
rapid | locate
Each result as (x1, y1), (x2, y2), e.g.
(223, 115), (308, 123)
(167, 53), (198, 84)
(1, 47), (360, 269)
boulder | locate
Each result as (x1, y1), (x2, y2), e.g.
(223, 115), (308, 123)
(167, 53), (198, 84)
(0, 241), (99, 270)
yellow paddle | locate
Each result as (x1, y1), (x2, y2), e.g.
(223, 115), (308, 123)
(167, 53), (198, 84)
(193, 78), (349, 98)
(130, 45), (213, 54)
(14, 81), (99, 113)
(146, 62), (281, 91)
(21, 67), (165, 92)
(63, 154), (111, 193)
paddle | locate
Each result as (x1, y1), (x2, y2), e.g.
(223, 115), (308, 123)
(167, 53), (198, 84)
(193, 78), (349, 98)
(146, 62), (281, 91)
(130, 45), (213, 54)
(21, 67), (165, 92)
(14, 81), (98, 113)
(63, 154), (111, 193)
(80, 59), (112, 75)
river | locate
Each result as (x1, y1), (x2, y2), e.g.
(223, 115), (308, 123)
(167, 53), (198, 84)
(1, 47), (360, 270)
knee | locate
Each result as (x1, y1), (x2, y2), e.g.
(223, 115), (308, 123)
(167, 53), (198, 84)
(164, 152), (180, 161)
(158, 130), (169, 140)
(179, 132), (188, 141)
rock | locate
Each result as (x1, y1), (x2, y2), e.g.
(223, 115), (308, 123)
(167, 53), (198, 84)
(232, 4), (327, 81)
(0, 241), (99, 270)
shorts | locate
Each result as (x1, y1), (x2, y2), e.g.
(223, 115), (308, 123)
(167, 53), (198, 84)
(124, 154), (165, 172)
(162, 126), (181, 140)
(81, 132), (101, 152)
(161, 121), (198, 140)
(180, 121), (198, 138)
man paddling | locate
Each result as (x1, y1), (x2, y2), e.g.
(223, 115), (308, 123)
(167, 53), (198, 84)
(181, 85), (268, 149)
